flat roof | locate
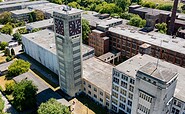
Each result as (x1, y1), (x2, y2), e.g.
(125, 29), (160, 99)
(0, 60), (14, 72)
(0, 0), (48, 9)
(10, 8), (33, 15)
(82, 11), (127, 27)
(0, 0), (29, 6)
(139, 62), (178, 83)
(26, 18), (53, 29)
(0, 33), (13, 42)
(98, 52), (117, 60)
(109, 27), (185, 55)
(22, 29), (94, 56)
(115, 54), (185, 102)
(83, 57), (114, 94)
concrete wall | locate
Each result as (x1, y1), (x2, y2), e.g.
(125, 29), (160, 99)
(22, 36), (59, 75)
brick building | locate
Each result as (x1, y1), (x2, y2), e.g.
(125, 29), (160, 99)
(108, 26), (185, 67)
(88, 29), (109, 56)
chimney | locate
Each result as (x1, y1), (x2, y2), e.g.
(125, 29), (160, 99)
(168, 0), (179, 35)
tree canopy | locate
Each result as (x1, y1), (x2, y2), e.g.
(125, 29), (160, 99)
(128, 16), (146, 28)
(115, 0), (131, 11)
(13, 79), (38, 111)
(7, 59), (31, 77)
(0, 11), (11, 24)
(0, 42), (8, 50)
(82, 19), (91, 44)
(155, 23), (167, 34)
(37, 98), (70, 114)
(13, 32), (22, 43)
(1, 23), (13, 35)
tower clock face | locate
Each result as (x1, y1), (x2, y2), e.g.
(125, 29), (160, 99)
(55, 18), (64, 36)
(69, 19), (81, 36)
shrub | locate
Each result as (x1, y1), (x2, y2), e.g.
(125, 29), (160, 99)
(5, 81), (15, 95)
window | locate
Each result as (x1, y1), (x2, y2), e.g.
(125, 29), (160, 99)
(130, 78), (135, 85)
(94, 94), (97, 98)
(100, 98), (103, 102)
(113, 77), (119, 84)
(84, 88), (86, 91)
(83, 81), (86, 85)
(120, 96), (126, 103)
(113, 84), (119, 91)
(112, 91), (118, 98)
(100, 91), (103, 96)
(121, 81), (127, 89)
(112, 98), (118, 105)
(88, 84), (91, 88)
(121, 74), (128, 81)
(127, 107), (131, 114)
(112, 105), (117, 112)
(129, 85), (134, 92)
(171, 107), (180, 114)
(119, 103), (125, 110)
(94, 88), (97, 92)
(113, 70), (120, 77)
(128, 100), (132, 106)
(128, 93), (133, 100)
(120, 88), (127, 96)
(106, 102), (109, 106)
(106, 95), (110, 100)
(88, 91), (91, 95)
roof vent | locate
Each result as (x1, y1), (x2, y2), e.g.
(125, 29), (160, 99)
(172, 35), (176, 39)
(183, 45), (185, 48)
(172, 40), (178, 43)
(163, 40), (169, 43)
(151, 36), (156, 39)
(32, 37), (34, 39)
(127, 70), (130, 72)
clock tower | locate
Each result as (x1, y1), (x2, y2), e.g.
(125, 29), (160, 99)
(53, 6), (83, 97)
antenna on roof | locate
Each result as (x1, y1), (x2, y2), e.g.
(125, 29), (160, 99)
(150, 40), (162, 75)
(156, 40), (162, 69)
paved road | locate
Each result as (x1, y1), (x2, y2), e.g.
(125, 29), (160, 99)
(0, 92), (18, 114)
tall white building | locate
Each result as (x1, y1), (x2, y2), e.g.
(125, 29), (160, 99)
(53, 6), (83, 97)
(111, 54), (182, 114)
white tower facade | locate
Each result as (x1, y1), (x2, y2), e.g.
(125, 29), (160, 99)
(53, 6), (83, 97)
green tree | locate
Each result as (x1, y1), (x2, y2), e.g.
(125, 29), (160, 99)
(128, 16), (146, 28)
(7, 59), (31, 77)
(30, 11), (44, 22)
(37, 98), (70, 114)
(68, 1), (80, 8)
(5, 81), (15, 95)
(1, 24), (13, 35)
(115, 0), (131, 11)
(17, 28), (28, 34)
(6, 55), (13, 62)
(11, 48), (15, 56)
(13, 79), (38, 111)
(31, 28), (40, 33)
(156, 4), (173, 11)
(50, 0), (63, 4)
(155, 23), (167, 34)
(0, 95), (4, 113)
(0, 11), (11, 24)
(82, 19), (91, 44)
(95, 2), (122, 14)
(120, 12), (139, 20)
(0, 42), (8, 50)
(142, 1), (156, 8)
(13, 33), (22, 43)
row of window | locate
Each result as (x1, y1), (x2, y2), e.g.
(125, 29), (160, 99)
(138, 103), (150, 114)
(139, 91), (152, 103)
(84, 82), (104, 97)
(113, 71), (135, 85)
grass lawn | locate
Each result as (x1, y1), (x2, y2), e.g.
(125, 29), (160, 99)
(142, 0), (184, 7)
(76, 94), (108, 114)
(0, 75), (14, 91)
